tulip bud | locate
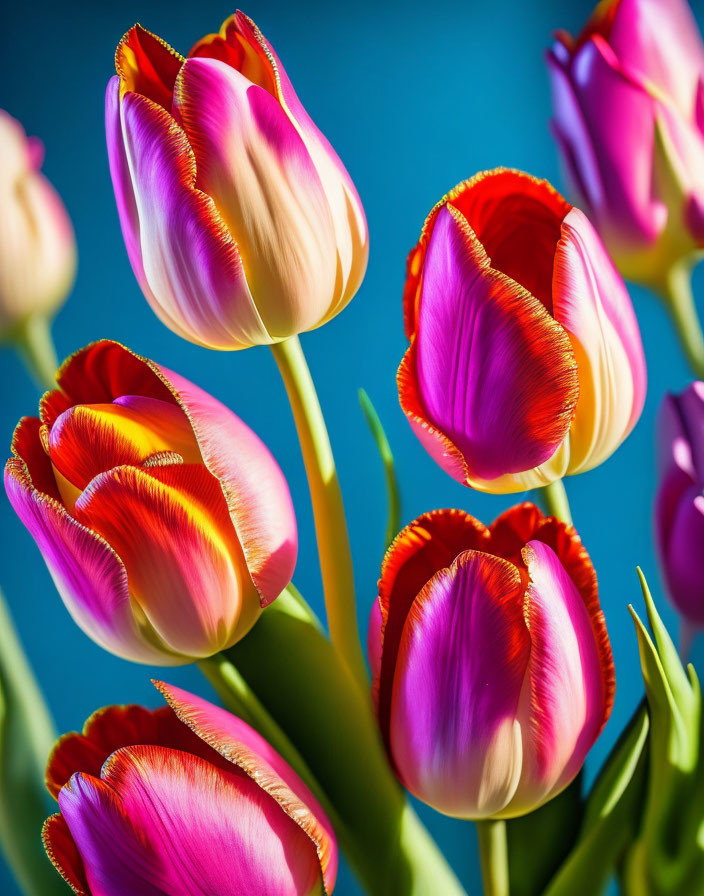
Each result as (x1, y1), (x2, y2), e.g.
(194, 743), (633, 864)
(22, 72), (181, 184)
(399, 168), (646, 493)
(547, 0), (704, 287)
(0, 110), (75, 340)
(369, 503), (614, 819)
(105, 12), (368, 350)
(43, 681), (336, 894)
(4, 340), (297, 664)
(654, 382), (704, 633)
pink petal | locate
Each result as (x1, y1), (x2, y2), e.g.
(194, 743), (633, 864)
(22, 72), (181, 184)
(509, 540), (613, 816)
(155, 681), (337, 892)
(73, 463), (260, 659)
(408, 205), (578, 487)
(160, 366), (297, 604)
(118, 91), (270, 349)
(173, 56), (338, 337)
(553, 207), (646, 472)
(4, 431), (166, 665)
(389, 551), (530, 818)
(58, 747), (323, 896)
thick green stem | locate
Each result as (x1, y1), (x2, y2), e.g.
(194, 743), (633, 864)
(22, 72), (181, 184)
(538, 479), (573, 525)
(656, 263), (704, 380)
(478, 820), (510, 896)
(271, 336), (368, 693)
(0, 590), (65, 895)
(11, 315), (58, 391)
(197, 649), (343, 838)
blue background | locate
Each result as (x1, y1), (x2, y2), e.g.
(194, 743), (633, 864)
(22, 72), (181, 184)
(3, 0), (704, 892)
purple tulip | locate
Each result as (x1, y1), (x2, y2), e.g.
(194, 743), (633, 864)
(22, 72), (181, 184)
(655, 382), (704, 631)
(547, 0), (704, 286)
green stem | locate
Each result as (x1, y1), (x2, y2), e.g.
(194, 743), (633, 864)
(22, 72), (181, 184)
(0, 590), (64, 895)
(477, 820), (510, 896)
(11, 315), (58, 391)
(271, 336), (368, 693)
(656, 262), (704, 380)
(359, 388), (401, 548)
(538, 479), (573, 525)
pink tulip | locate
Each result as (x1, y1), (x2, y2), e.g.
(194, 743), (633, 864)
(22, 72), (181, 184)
(547, 0), (704, 285)
(4, 340), (297, 664)
(0, 110), (75, 338)
(43, 681), (336, 894)
(369, 503), (614, 818)
(399, 168), (646, 493)
(106, 12), (368, 350)
(655, 381), (704, 628)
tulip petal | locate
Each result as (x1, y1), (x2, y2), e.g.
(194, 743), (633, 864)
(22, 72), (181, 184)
(191, 12), (368, 316)
(603, 0), (704, 117)
(403, 204), (578, 488)
(389, 550), (530, 817)
(488, 503), (603, 627)
(48, 397), (201, 502)
(119, 90), (271, 349)
(115, 24), (183, 109)
(509, 540), (613, 816)
(58, 746), (324, 896)
(43, 814), (89, 895)
(4, 435), (167, 665)
(562, 37), (667, 248)
(375, 509), (489, 738)
(106, 76), (150, 296)
(661, 489), (704, 626)
(73, 464), (257, 658)
(173, 56), (338, 337)
(155, 681), (337, 892)
(159, 366), (297, 605)
(553, 208), (646, 473)
(46, 705), (210, 800)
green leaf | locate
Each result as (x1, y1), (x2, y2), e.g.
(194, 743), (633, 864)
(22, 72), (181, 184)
(621, 571), (704, 895)
(359, 389), (401, 548)
(0, 588), (67, 894)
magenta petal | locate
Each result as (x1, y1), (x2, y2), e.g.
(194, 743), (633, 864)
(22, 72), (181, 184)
(155, 682), (337, 891)
(4, 458), (166, 665)
(414, 206), (577, 482)
(389, 551), (530, 818)
(510, 540), (611, 816)
(565, 38), (666, 246)
(105, 77), (149, 295)
(59, 748), (323, 896)
(159, 366), (297, 604)
(118, 91), (270, 349)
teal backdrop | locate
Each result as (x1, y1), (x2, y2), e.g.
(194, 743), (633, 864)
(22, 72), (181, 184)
(3, 0), (704, 892)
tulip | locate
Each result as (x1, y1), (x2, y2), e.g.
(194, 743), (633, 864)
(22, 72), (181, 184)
(0, 110), (76, 384)
(369, 503), (614, 818)
(399, 168), (646, 493)
(105, 11), (368, 351)
(4, 339), (297, 664)
(655, 382), (704, 637)
(547, 0), (704, 288)
(43, 681), (336, 894)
